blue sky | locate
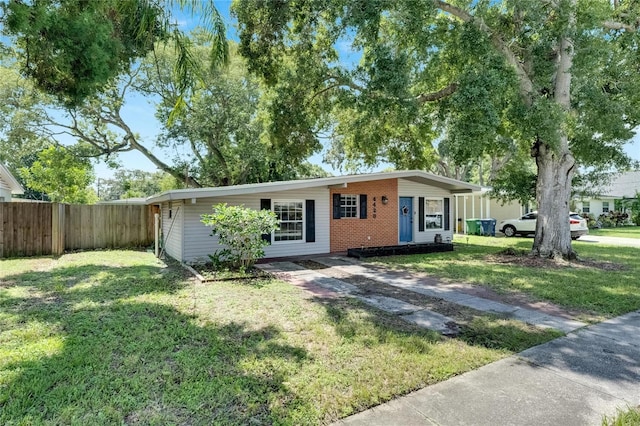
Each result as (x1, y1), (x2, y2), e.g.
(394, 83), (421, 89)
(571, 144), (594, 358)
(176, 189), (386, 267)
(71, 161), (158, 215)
(92, 1), (640, 180)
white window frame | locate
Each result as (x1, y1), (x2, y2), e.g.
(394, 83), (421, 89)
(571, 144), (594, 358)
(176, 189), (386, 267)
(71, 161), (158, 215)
(339, 194), (359, 219)
(602, 201), (609, 213)
(424, 197), (444, 230)
(272, 199), (305, 243)
(582, 201), (590, 214)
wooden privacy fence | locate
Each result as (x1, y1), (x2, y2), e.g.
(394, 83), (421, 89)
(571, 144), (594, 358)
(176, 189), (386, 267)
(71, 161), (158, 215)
(0, 202), (157, 258)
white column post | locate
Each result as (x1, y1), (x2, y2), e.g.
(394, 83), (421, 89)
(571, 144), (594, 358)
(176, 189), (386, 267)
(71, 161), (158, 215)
(154, 213), (160, 258)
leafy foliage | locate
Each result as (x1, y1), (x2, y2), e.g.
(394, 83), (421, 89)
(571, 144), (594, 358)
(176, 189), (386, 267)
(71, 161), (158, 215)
(200, 203), (279, 270)
(97, 169), (180, 201)
(19, 146), (96, 203)
(597, 211), (630, 228)
(146, 38), (326, 186)
(1, 0), (228, 107)
(619, 192), (640, 226)
(1, 0), (167, 106)
(0, 34), (327, 190)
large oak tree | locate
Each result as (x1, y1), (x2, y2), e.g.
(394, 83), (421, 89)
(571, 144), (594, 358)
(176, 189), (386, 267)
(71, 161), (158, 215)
(232, 0), (640, 259)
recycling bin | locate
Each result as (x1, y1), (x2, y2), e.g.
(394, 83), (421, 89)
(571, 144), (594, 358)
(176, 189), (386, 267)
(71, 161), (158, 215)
(465, 218), (482, 235)
(479, 219), (497, 236)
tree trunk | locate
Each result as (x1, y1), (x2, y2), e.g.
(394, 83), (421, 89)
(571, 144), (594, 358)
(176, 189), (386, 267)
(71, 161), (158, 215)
(531, 139), (576, 259)
(531, 0), (577, 260)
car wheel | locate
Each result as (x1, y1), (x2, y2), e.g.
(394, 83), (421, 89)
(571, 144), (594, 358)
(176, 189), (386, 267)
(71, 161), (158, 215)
(503, 225), (516, 237)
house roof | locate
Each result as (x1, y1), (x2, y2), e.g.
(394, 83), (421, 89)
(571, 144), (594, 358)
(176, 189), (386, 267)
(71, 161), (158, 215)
(598, 171), (640, 198)
(0, 164), (24, 195)
(146, 170), (481, 204)
(97, 198), (147, 205)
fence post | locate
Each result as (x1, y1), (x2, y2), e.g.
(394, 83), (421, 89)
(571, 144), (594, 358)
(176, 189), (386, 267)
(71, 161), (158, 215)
(51, 203), (65, 256)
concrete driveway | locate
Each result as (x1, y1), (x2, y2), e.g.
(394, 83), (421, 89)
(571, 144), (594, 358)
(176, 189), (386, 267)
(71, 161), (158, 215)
(578, 235), (640, 248)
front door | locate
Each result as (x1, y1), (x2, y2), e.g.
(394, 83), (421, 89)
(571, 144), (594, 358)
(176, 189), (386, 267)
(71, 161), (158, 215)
(399, 197), (413, 242)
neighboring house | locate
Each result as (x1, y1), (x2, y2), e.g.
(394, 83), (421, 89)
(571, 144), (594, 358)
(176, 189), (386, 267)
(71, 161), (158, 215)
(146, 170), (480, 263)
(575, 171), (640, 217)
(0, 164), (24, 202)
(454, 188), (529, 233)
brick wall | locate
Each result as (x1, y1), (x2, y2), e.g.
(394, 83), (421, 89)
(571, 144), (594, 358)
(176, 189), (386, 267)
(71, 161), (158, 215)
(329, 178), (398, 252)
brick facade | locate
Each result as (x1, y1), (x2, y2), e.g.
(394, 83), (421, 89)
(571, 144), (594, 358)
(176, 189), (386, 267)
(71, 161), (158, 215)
(329, 178), (398, 252)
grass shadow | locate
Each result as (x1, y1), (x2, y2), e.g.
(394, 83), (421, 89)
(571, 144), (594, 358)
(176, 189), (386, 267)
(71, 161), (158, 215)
(0, 261), (311, 424)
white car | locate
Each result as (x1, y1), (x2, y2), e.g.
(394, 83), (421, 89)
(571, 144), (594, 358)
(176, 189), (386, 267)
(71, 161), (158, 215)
(499, 211), (588, 240)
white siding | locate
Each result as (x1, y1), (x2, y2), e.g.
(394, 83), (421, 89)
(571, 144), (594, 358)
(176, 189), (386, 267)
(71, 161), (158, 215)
(181, 187), (330, 263)
(398, 179), (455, 244)
(161, 200), (183, 261)
(0, 178), (10, 201)
(575, 198), (616, 218)
(0, 188), (10, 202)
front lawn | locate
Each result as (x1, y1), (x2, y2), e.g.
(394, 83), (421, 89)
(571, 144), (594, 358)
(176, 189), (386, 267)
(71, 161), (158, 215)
(587, 226), (640, 239)
(0, 250), (552, 425)
(372, 235), (640, 318)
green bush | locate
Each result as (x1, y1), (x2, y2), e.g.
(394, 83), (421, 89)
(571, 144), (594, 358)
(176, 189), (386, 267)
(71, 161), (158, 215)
(583, 213), (598, 228)
(201, 203), (279, 271)
(595, 211), (629, 228)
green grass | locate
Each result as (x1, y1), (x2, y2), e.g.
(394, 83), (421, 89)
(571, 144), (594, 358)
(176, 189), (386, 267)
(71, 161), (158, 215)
(588, 226), (640, 239)
(371, 235), (640, 318)
(603, 406), (640, 426)
(0, 250), (558, 425)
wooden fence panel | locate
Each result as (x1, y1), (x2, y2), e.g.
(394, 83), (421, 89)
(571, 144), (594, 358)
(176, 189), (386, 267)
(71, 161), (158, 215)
(0, 202), (52, 257)
(1, 203), (155, 258)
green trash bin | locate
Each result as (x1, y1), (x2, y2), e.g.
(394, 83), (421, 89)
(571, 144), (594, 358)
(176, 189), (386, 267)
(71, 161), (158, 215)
(465, 218), (482, 235)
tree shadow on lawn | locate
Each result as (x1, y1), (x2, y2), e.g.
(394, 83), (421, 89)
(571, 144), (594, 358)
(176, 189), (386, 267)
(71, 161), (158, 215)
(314, 296), (561, 354)
(311, 295), (640, 401)
(0, 264), (310, 425)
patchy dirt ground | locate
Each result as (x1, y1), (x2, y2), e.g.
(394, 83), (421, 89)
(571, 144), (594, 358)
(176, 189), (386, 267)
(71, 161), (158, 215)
(486, 249), (627, 271)
(295, 259), (330, 270)
(292, 258), (602, 323)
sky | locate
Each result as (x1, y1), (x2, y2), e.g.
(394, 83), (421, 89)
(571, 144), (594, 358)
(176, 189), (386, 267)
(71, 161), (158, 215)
(91, 1), (640, 181)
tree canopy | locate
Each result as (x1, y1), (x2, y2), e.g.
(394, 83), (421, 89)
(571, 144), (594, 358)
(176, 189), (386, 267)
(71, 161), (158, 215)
(19, 146), (96, 203)
(232, 0), (640, 259)
(0, 33), (330, 191)
(0, 0), (227, 106)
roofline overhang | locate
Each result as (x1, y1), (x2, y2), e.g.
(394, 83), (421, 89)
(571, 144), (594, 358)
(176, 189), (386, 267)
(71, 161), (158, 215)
(0, 164), (24, 195)
(145, 170), (481, 205)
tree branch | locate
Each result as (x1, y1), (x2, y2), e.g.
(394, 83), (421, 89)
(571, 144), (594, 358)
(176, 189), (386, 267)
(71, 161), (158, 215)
(432, 0), (534, 104)
(603, 20), (638, 32)
(416, 83), (458, 103)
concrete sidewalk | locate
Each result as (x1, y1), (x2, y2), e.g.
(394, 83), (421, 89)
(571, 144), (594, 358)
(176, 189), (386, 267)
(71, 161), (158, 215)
(336, 310), (640, 426)
(578, 235), (640, 248)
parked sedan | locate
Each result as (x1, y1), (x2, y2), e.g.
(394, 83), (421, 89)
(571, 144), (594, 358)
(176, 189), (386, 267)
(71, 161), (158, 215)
(499, 212), (588, 240)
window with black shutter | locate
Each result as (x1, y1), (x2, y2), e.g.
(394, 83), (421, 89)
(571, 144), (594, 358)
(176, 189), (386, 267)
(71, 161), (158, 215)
(260, 198), (271, 243)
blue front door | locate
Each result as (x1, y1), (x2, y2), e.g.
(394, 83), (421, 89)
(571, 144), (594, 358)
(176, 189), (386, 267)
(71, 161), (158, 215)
(399, 197), (413, 242)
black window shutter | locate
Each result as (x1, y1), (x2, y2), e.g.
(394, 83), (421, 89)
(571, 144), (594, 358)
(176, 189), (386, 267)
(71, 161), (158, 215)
(305, 200), (315, 242)
(359, 194), (367, 219)
(333, 193), (341, 219)
(444, 197), (451, 231)
(418, 197), (425, 232)
(260, 199), (271, 243)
